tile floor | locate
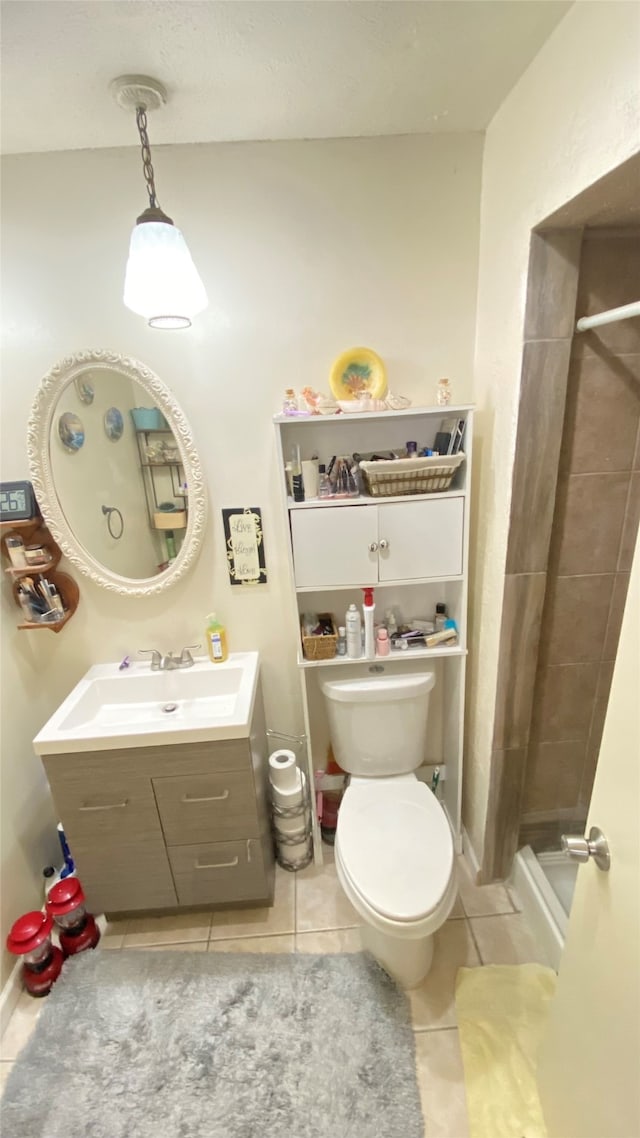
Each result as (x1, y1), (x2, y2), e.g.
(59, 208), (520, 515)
(0, 852), (546, 1137)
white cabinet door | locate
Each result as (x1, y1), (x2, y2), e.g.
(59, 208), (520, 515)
(291, 506), (378, 587)
(377, 497), (464, 581)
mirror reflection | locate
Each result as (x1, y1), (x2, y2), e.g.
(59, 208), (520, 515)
(49, 368), (188, 579)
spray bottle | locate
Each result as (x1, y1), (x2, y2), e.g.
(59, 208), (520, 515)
(362, 587), (375, 659)
(345, 604), (362, 659)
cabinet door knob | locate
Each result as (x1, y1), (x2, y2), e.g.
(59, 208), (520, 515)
(379, 538), (389, 551)
(368, 541), (379, 553)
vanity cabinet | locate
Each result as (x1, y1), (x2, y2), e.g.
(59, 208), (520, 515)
(290, 497), (464, 588)
(41, 689), (275, 915)
(275, 404), (473, 862)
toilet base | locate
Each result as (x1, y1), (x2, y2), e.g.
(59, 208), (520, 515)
(361, 922), (434, 989)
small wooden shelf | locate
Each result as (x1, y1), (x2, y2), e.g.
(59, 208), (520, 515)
(1, 518), (79, 633)
(17, 611), (74, 634)
(0, 518), (42, 539)
(5, 555), (59, 577)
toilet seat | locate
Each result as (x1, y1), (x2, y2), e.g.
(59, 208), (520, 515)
(336, 778), (454, 924)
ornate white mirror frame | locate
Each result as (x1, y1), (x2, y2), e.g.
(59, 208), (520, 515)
(28, 349), (207, 597)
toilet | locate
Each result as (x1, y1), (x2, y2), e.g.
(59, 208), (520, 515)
(321, 668), (457, 988)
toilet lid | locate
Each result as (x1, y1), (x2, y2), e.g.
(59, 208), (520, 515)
(337, 781), (454, 922)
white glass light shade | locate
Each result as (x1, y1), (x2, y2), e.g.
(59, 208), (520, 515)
(123, 220), (208, 329)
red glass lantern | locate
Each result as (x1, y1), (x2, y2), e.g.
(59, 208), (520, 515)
(46, 877), (100, 957)
(6, 911), (63, 997)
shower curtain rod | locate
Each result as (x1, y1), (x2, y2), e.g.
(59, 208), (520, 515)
(576, 300), (640, 332)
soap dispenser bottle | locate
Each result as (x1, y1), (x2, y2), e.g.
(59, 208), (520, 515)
(205, 613), (229, 663)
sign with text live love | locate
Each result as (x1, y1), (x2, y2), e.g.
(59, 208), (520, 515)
(222, 507), (267, 586)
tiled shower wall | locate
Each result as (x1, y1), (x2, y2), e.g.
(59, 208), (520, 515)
(482, 226), (640, 881)
(521, 229), (640, 851)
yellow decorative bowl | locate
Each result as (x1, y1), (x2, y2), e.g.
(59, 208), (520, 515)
(329, 347), (388, 402)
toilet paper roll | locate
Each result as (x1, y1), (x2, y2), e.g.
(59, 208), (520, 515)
(278, 833), (312, 863)
(274, 810), (309, 837)
(270, 770), (306, 810)
(268, 749), (299, 792)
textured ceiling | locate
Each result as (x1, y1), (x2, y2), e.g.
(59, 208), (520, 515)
(1, 0), (571, 155)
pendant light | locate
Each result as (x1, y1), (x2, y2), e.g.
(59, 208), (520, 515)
(111, 75), (208, 329)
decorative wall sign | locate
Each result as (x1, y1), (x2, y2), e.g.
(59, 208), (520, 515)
(222, 507), (266, 586)
(74, 377), (95, 404)
(58, 412), (85, 452)
(104, 407), (124, 441)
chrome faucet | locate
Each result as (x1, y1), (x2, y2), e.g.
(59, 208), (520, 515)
(138, 646), (200, 671)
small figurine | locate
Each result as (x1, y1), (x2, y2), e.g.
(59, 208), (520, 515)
(437, 378), (452, 406)
(282, 388), (298, 416)
(299, 387), (323, 415)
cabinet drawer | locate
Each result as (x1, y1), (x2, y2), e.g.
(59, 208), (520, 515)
(69, 837), (177, 913)
(168, 839), (268, 907)
(45, 766), (164, 846)
(153, 770), (259, 846)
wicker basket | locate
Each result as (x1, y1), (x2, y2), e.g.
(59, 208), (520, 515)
(359, 453), (465, 497)
(301, 613), (338, 661)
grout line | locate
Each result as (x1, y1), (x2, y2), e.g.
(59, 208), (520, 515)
(548, 572), (616, 582)
(465, 916), (483, 964)
(123, 939), (209, 950)
(461, 910), (518, 921)
(562, 470), (635, 480)
(209, 929), (296, 944)
(296, 923), (361, 936)
(522, 337), (572, 345)
(293, 862), (298, 937)
(616, 474), (636, 573)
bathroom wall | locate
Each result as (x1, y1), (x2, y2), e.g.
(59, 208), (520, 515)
(0, 132), (483, 985)
(521, 228), (640, 850)
(49, 371), (160, 578)
(464, 0), (640, 875)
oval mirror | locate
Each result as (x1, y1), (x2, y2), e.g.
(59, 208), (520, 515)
(28, 350), (207, 596)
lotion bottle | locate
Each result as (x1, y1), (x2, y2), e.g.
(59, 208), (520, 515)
(362, 587), (375, 659)
(345, 604), (362, 659)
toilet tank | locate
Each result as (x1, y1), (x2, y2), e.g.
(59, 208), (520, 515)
(320, 670), (435, 776)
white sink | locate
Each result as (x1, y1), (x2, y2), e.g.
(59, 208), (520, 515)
(33, 653), (260, 754)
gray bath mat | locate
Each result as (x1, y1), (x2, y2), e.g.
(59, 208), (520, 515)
(1, 949), (423, 1138)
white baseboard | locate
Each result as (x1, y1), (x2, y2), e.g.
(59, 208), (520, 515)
(461, 826), (481, 880)
(0, 959), (23, 1038)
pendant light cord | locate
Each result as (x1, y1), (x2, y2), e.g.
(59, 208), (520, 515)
(136, 106), (159, 209)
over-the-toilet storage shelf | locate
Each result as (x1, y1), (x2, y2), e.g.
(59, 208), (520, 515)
(274, 404), (473, 863)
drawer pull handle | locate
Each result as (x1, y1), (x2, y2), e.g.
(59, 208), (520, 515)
(181, 790), (230, 804)
(79, 800), (129, 811)
(195, 856), (239, 870)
